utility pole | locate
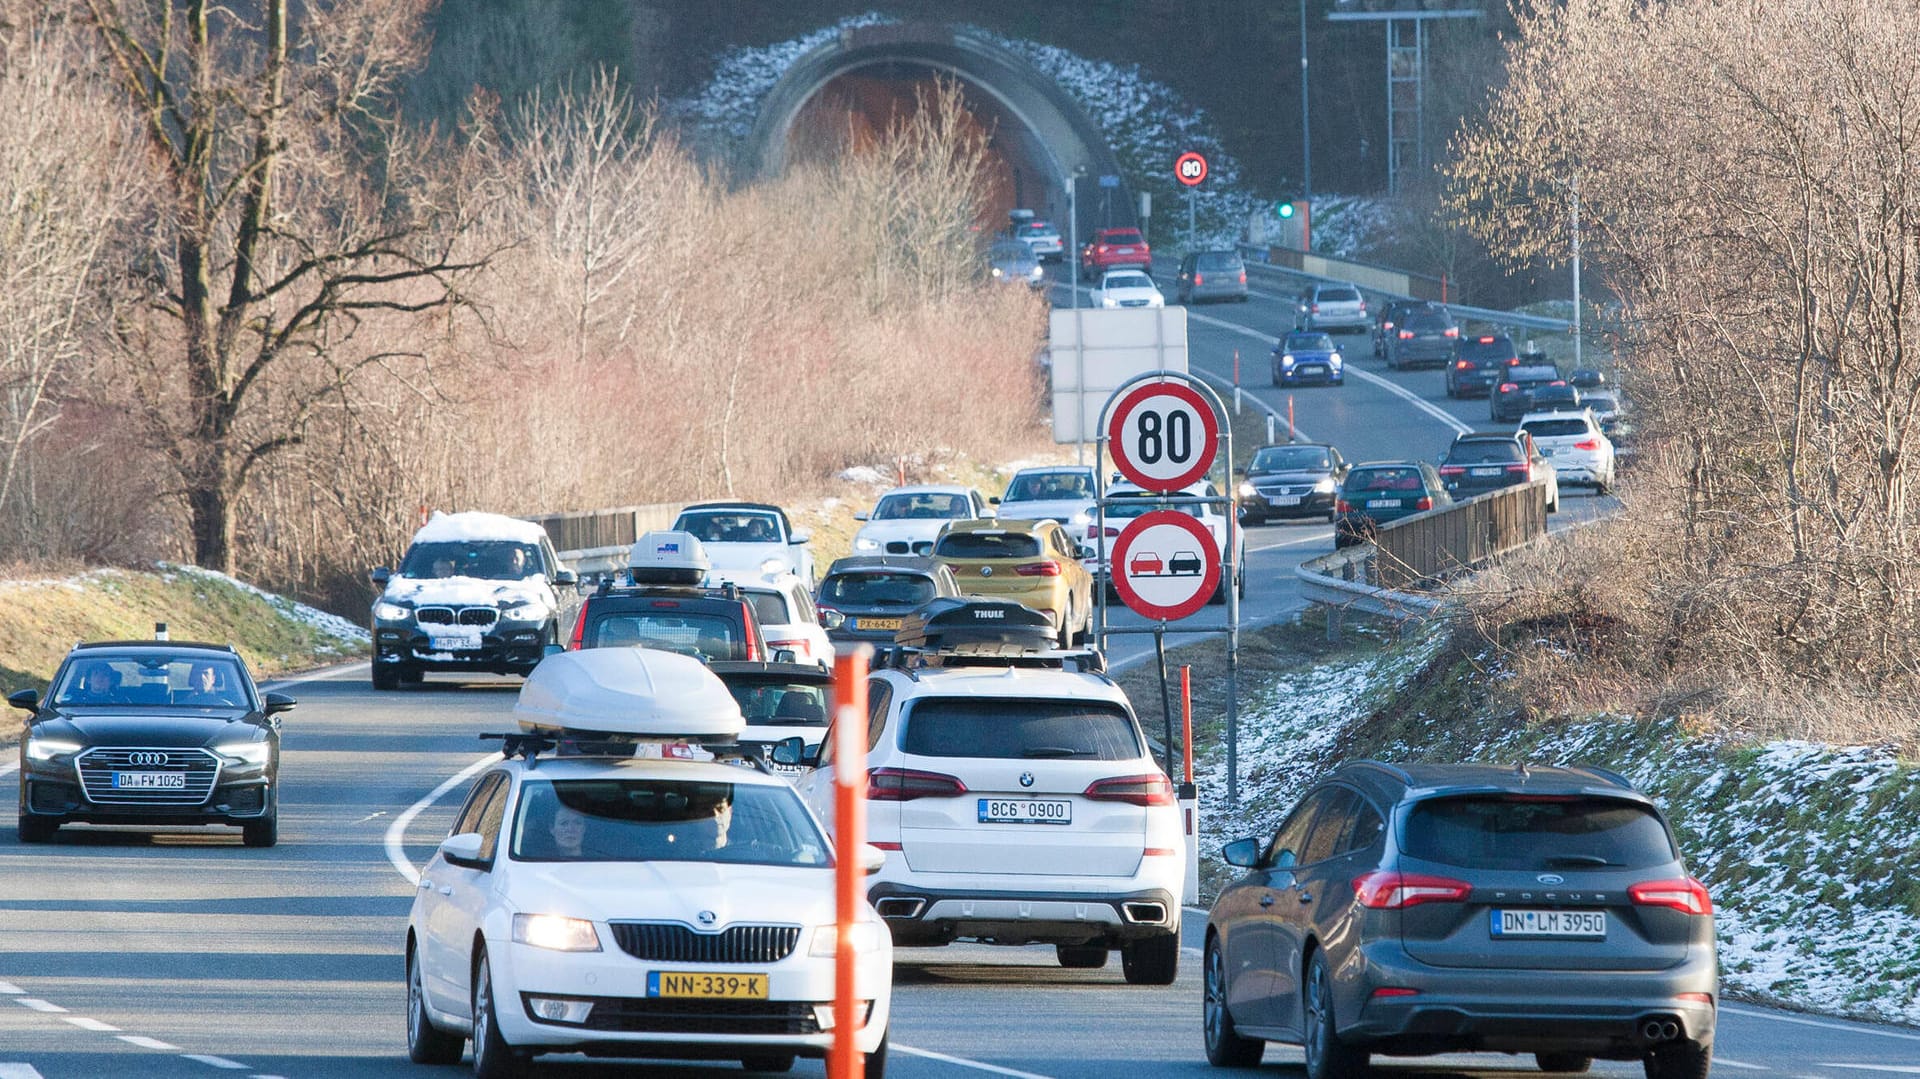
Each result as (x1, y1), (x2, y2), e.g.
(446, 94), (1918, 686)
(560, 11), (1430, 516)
(1572, 177), (1582, 370)
(1300, 0), (1311, 251)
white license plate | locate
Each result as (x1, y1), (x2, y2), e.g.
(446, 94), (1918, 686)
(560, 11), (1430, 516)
(430, 636), (479, 651)
(1471, 466), (1502, 477)
(978, 798), (1073, 825)
(1539, 447), (1555, 456)
(1270, 495), (1301, 506)
(114, 772), (186, 790)
(1366, 498), (1399, 509)
(1490, 909), (1607, 938)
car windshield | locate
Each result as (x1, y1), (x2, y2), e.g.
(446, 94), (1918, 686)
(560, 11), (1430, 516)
(1284, 333), (1335, 351)
(1522, 419), (1592, 438)
(873, 492), (970, 520)
(1252, 446), (1332, 472)
(1447, 440), (1524, 464)
(1402, 796), (1675, 871)
(675, 511), (782, 544)
(511, 778), (830, 867)
(729, 680), (831, 728)
(902, 698), (1143, 760)
(400, 540), (542, 581)
(1104, 273), (1153, 290)
(587, 612), (743, 658)
(741, 589), (792, 626)
(54, 654), (251, 708)
(1344, 467), (1425, 492)
(819, 572), (937, 607)
(1003, 472), (1092, 502)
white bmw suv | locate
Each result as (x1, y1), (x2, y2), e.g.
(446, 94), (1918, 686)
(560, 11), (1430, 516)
(797, 654), (1185, 984)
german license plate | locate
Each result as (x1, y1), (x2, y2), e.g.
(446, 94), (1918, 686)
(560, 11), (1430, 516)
(1471, 467), (1502, 477)
(430, 636), (479, 651)
(1490, 909), (1607, 938)
(1540, 447), (1556, 456)
(978, 798), (1072, 825)
(646, 972), (768, 1000)
(1366, 498), (1399, 509)
(855, 617), (902, 631)
(1271, 495), (1301, 506)
(114, 772), (186, 790)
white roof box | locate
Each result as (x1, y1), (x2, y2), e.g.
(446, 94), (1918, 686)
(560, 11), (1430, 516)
(628, 529), (710, 585)
(513, 648), (743, 741)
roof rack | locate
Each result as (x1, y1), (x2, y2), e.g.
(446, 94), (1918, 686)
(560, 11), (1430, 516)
(481, 728), (779, 775)
(595, 576), (741, 600)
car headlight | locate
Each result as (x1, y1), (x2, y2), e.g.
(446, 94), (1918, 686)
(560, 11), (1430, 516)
(499, 601), (545, 621)
(513, 913), (602, 952)
(1102, 297), (1119, 308)
(1029, 265), (1045, 280)
(991, 266), (1004, 277)
(25, 737), (83, 762)
(1330, 353), (1343, 368)
(853, 536), (880, 552)
(215, 742), (272, 767)
(1314, 477), (1337, 493)
(1237, 482), (1257, 499)
(1281, 354), (1296, 367)
(810, 921), (887, 957)
(372, 601), (411, 621)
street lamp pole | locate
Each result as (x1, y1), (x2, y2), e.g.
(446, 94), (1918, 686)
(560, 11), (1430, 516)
(1571, 177), (1583, 370)
(1301, 0), (1311, 251)
(1068, 169), (1085, 465)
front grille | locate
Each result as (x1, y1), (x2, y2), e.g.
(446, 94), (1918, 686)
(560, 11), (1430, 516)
(569, 998), (818, 1036)
(609, 922), (801, 964)
(414, 606), (499, 627)
(76, 748), (219, 805)
(1257, 484), (1314, 498)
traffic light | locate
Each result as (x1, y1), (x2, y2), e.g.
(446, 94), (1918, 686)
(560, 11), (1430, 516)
(1276, 201), (1296, 219)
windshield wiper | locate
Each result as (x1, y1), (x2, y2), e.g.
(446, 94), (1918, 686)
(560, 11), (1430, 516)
(1544, 854), (1616, 868)
(1021, 746), (1084, 759)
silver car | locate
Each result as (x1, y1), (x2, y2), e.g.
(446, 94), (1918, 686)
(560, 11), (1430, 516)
(1294, 282), (1370, 334)
(1176, 250), (1249, 304)
(988, 240), (1046, 290)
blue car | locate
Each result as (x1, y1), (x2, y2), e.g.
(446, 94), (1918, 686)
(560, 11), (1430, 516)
(1271, 331), (1346, 387)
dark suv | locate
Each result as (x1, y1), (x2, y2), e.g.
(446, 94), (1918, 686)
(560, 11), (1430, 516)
(1204, 761), (1717, 1079)
(1491, 362), (1566, 423)
(567, 579), (767, 660)
(1440, 431), (1560, 512)
(1447, 333), (1520, 397)
(815, 555), (962, 644)
(1385, 307), (1460, 370)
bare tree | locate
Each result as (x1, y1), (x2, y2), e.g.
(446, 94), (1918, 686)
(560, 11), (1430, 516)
(81, 0), (499, 571)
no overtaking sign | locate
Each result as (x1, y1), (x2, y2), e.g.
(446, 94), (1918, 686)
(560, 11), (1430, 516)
(1111, 510), (1220, 621)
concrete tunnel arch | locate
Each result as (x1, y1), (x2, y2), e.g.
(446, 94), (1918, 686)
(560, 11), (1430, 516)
(747, 23), (1139, 245)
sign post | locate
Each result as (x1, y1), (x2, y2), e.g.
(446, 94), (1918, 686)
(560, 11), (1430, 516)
(1175, 152), (1208, 252)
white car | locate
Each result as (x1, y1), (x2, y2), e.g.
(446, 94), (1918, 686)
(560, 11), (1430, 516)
(671, 502), (816, 587)
(992, 464), (1098, 529)
(1014, 219), (1065, 260)
(851, 484), (993, 558)
(726, 573), (834, 668)
(794, 611), (1184, 984)
(1093, 269), (1165, 309)
(405, 648), (892, 1077)
(1085, 480), (1247, 604)
(1519, 409), (1617, 493)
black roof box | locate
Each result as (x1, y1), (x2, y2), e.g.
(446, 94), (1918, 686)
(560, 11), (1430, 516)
(892, 597), (1057, 652)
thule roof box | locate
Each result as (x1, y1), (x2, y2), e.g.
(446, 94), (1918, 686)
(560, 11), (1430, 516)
(880, 598), (1105, 673)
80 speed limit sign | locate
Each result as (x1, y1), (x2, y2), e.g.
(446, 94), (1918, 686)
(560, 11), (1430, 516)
(1106, 381), (1220, 492)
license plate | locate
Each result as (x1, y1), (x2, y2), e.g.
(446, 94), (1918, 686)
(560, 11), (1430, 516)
(430, 636), (479, 651)
(1300, 365), (1325, 376)
(855, 617), (902, 631)
(1540, 447), (1555, 456)
(978, 798), (1073, 825)
(1471, 467), (1502, 477)
(646, 972), (769, 1000)
(1366, 498), (1399, 509)
(1490, 909), (1607, 938)
(1270, 495), (1301, 506)
(114, 772), (185, 790)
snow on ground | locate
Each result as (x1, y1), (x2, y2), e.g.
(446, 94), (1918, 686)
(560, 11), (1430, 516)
(159, 562), (370, 648)
(835, 465), (889, 485)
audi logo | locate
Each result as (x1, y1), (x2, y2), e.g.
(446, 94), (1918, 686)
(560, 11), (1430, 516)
(126, 751), (170, 767)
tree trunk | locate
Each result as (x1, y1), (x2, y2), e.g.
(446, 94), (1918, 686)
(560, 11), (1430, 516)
(188, 467), (236, 573)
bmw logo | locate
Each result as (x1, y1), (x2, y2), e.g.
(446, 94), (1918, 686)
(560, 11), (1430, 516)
(696, 910), (717, 927)
(1019, 772), (1035, 788)
(980, 566), (994, 577)
(1536, 874), (1566, 885)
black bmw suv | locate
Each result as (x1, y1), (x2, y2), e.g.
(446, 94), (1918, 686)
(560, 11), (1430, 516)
(11, 640), (295, 846)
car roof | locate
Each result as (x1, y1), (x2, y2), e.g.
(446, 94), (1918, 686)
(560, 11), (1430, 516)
(1452, 431), (1524, 443)
(879, 664), (1131, 707)
(706, 660), (833, 684)
(1518, 409), (1595, 423)
(70, 641), (240, 657)
(824, 555), (943, 575)
(1347, 459), (1429, 471)
(940, 518), (1051, 537)
(679, 501), (788, 521)
(1254, 441), (1335, 452)
(1333, 760), (1645, 805)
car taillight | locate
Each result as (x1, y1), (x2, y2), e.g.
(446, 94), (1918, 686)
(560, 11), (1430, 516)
(1353, 871), (1472, 909)
(739, 602), (758, 660)
(1630, 877), (1714, 916)
(1498, 383), (1517, 393)
(1438, 465), (1466, 475)
(1444, 327), (1459, 337)
(1414, 496), (1433, 511)
(1238, 271), (1246, 284)
(1505, 463), (1530, 473)
(1311, 303), (1321, 312)
(1084, 773), (1174, 806)
(1193, 272), (1204, 285)
(1454, 360), (1471, 369)
(768, 638), (809, 658)
(868, 768), (968, 801)
(1335, 499), (1353, 514)
(1085, 524), (1121, 540)
(1399, 330), (1414, 339)
(1358, 300), (1367, 311)
(567, 605), (587, 650)
(1015, 561), (1062, 577)
(1574, 439), (1600, 451)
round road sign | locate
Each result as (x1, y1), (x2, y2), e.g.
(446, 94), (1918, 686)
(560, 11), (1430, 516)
(1111, 510), (1220, 621)
(1175, 152), (1209, 187)
(1107, 381), (1220, 493)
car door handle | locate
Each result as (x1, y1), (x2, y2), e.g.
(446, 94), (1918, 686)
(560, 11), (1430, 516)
(1259, 894), (1275, 908)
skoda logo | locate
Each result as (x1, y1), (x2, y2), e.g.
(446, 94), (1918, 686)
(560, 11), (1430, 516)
(696, 910), (717, 927)
(980, 566), (994, 577)
(128, 751), (169, 767)
(1019, 772), (1035, 788)
(1536, 873), (1566, 885)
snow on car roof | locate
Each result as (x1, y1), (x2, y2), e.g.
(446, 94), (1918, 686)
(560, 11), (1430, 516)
(513, 648), (744, 739)
(412, 510), (548, 545)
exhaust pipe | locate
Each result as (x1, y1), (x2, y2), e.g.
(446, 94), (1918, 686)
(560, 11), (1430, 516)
(1640, 1019), (1681, 1043)
(1121, 902), (1167, 924)
(875, 898), (925, 919)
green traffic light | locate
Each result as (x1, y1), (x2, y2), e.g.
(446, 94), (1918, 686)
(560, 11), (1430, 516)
(1277, 201), (1296, 219)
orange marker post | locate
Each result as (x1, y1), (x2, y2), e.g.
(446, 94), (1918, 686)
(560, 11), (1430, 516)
(831, 648), (871, 1079)
(1181, 664), (1195, 785)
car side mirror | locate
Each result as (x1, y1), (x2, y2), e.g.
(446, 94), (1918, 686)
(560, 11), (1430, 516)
(988, 496), (1001, 505)
(1233, 466), (1246, 477)
(1075, 544), (1096, 560)
(439, 832), (486, 868)
(800, 743), (821, 767)
(861, 843), (889, 874)
(369, 566), (391, 587)
(553, 569), (578, 586)
(1221, 837), (1261, 868)
(773, 648), (798, 664)
(789, 529), (811, 545)
(8, 689), (39, 712)
(853, 511), (869, 522)
(543, 643), (565, 657)
(819, 610), (846, 631)
(263, 692), (296, 716)
(770, 736), (809, 767)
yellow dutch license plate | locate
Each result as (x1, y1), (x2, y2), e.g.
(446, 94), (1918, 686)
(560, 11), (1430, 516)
(647, 972), (769, 1000)
(856, 617), (902, 631)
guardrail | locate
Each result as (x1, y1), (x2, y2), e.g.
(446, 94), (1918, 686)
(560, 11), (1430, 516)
(1373, 479), (1548, 591)
(521, 502), (684, 580)
(1240, 249), (1573, 335)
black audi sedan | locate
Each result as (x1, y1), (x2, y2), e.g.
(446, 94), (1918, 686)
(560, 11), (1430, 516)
(10, 640), (294, 847)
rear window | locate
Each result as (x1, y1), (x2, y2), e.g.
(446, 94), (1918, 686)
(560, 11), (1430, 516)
(1507, 365), (1561, 383)
(1446, 439), (1524, 464)
(1402, 796), (1676, 871)
(743, 590), (792, 626)
(935, 532), (1041, 559)
(818, 572), (935, 608)
(1521, 419), (1591, 438)
(1196, 252), (1241, 270)
(587, 611), (742, 656)
(730, 681), (830, 728)
(902, 698), (1143, 761)
(1317, 287), (1361, 303)
(1404, 312), (1454, 332)
(1101, 229), (1144, 244)
(1344, 467), (1424, 492)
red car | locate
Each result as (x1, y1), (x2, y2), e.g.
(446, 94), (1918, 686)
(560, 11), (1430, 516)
(1081, 227), (1152, 274)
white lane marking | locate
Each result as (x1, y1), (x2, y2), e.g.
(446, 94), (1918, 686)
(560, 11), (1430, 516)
(182, 1055), (250, 1070)
(1247, 530), (1334, 553)
(0, 762), (17, 779)
(895, 1044), (1056, 1078)
(60, 1016), (118, 1032)
(13, 999), (64, 1013)
(0, 981), (21, 994)
(1816, 1067), (1920, 1075)
(1712, 1058), (1768, 1071)
(261, 660), (370, 691)
(118, 1035), (179, 1050)
(1723, 1004), (1920, 1043)
(1185, 309), (1472, 436)
(384, 753), (499, 885)
(0, 1065), (46, 1079)
(353, 811), (388, 825)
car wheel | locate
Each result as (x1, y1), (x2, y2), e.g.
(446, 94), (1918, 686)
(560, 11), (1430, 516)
(407, 944), (465, 1065)
(17, 816), (57, 843)
(1303, 950), (1369, 1079)
(1057, 601), (1075, 650)
(241, 789), (278, 848)
(1237, 560), (1247, 599)
(1203, 935), (1265, 1067)
(1121, 932), (1179, 985)
(1536, 1052), (1593, 1073)
(1242, 511), (1265, 527)
(1272, 369), (1282, 386)
(1642, 1042), (1711, 1079)
(1057, 944), (1109, 968)
(741, 1051), (797, 1073)
(371, 663), (401, 691)
(471, 951), (526, 1079)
